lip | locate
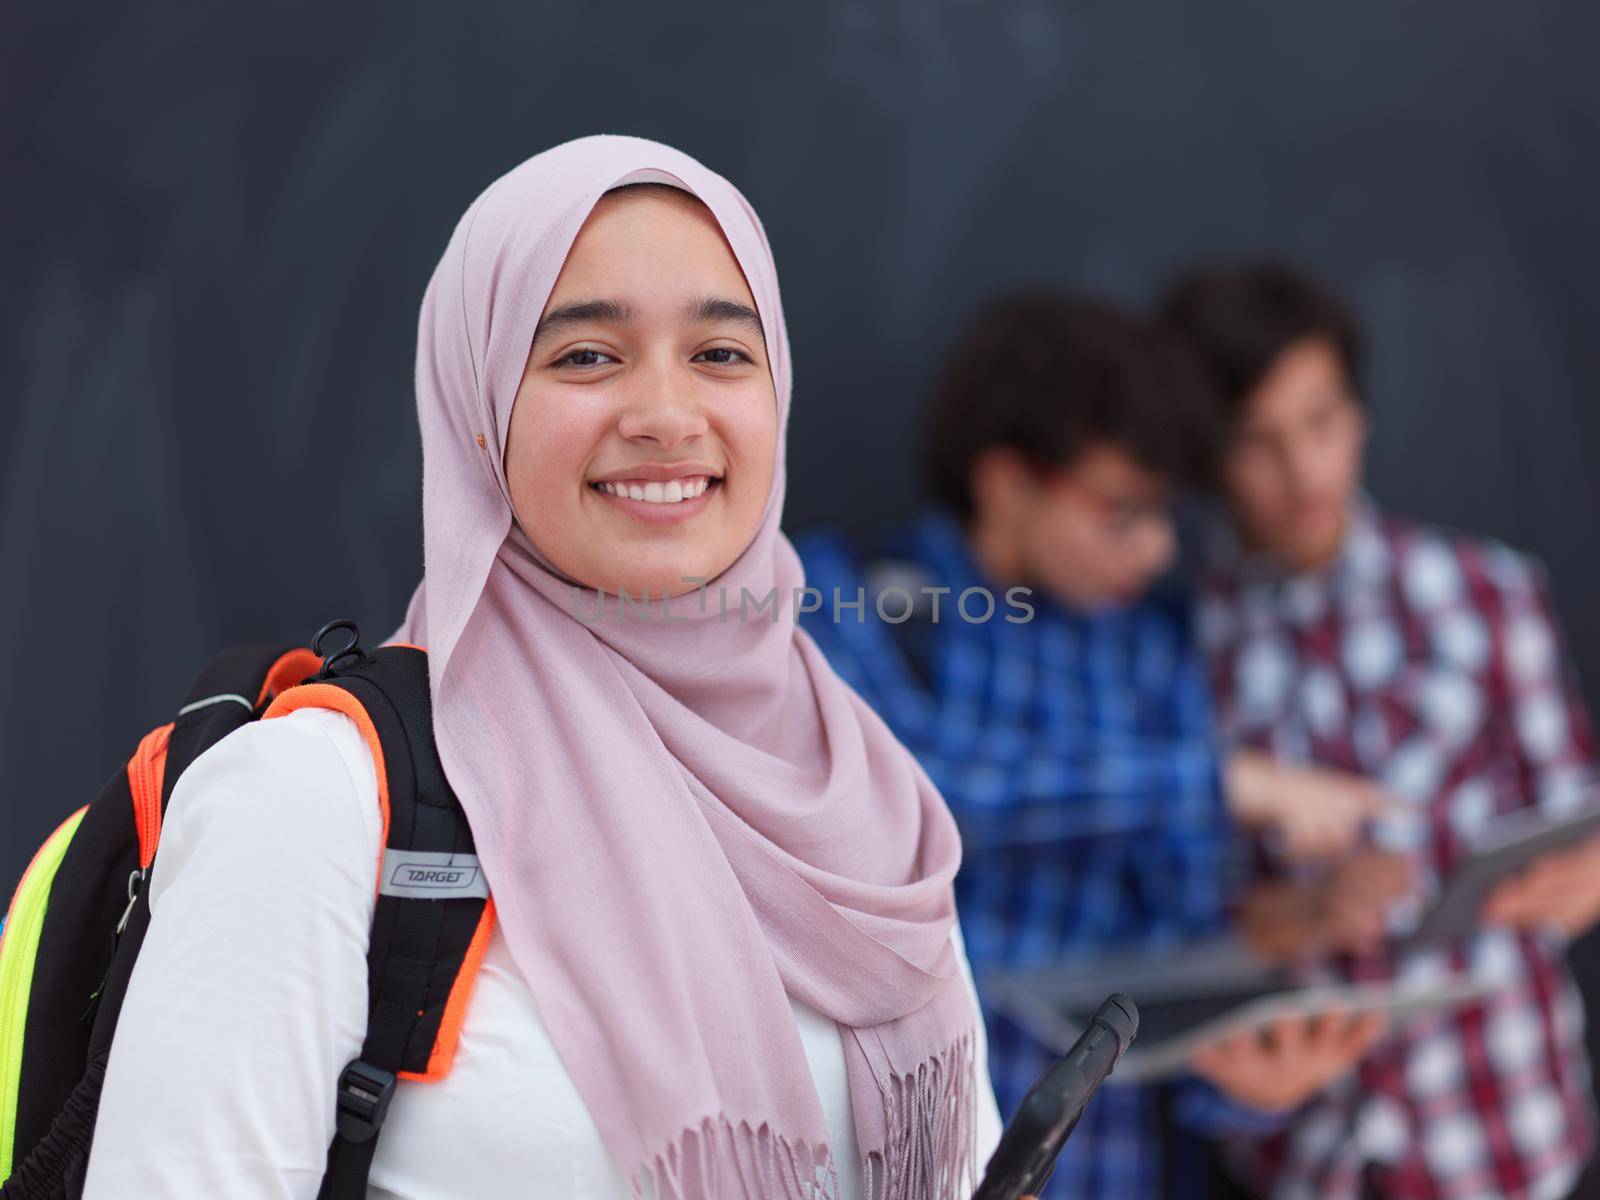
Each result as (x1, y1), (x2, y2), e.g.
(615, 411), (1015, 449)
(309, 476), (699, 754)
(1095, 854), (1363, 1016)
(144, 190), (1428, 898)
(590, 477), (721, 525)
(589, 461), (723, 485)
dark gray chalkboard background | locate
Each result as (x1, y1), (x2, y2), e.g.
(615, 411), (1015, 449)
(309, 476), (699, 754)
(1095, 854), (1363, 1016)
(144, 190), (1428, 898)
(5, 2), (1600, 1185)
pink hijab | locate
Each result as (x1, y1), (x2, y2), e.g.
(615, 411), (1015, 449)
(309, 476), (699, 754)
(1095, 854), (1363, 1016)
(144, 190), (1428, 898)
(388, 135), (977, 1199)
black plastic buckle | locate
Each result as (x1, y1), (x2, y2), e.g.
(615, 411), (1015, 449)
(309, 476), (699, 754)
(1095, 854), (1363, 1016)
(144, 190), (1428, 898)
(311, 619), (368, 680)
(335, 1059), (396, 1143)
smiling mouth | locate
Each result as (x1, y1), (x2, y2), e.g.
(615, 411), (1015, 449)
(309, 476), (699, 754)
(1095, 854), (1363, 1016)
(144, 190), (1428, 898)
(589, 475), (721, 505)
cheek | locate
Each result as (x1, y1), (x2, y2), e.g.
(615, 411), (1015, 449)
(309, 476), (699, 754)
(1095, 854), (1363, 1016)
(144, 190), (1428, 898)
(506, 387), (601, 520)
(723, 391), (778, 516)
(1226, 450), (1282, 514)
(1036, 505), (1100, 574)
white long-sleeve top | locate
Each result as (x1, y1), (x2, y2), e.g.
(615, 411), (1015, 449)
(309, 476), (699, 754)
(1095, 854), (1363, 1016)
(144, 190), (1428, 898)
(82, 706), (1002, 1198)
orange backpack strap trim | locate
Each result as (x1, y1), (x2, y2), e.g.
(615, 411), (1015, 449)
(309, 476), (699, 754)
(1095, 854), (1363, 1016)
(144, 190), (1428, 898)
(256, 646), (325, 710)
(126, 723), (174, 871)
(398, 897), (496, 1083)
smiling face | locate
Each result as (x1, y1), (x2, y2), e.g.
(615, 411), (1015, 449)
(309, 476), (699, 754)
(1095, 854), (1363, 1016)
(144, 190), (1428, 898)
(504, 186), (778, 598)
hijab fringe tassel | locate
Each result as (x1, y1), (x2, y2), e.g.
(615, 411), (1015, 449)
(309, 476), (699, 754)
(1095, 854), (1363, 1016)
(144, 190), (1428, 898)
(636, 1033), (978, 1200)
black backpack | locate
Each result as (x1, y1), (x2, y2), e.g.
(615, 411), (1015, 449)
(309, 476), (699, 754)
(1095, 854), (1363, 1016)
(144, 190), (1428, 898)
(0, 620), (495, 1199)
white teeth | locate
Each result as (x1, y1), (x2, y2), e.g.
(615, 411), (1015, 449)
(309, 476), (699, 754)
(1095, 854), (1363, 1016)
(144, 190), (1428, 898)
(596, 476), (718, 502)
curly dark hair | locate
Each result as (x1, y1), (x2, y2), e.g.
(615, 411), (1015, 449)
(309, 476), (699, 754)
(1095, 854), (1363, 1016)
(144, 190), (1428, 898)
(921, 292), (1222, 520)
(1161, 263), (1361, 421)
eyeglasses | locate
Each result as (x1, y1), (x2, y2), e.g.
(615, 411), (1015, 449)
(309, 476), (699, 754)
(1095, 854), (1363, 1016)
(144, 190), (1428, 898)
(1046, 471), (1172, 540)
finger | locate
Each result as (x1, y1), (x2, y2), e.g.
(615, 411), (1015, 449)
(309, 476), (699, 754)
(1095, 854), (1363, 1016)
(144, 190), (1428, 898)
(1499, 872), (1573, 927)
(1316, 1008), (1354, 1040)
(1483, 878), (1531, 924)
(1327, 1011), (1383, 1055)
(1293, 1013), (1323, 1048)
(1543, 889), (1600, 935)
(1309, 1010), (1345, 1042)
(1351, 1012), (1388, 1048)
(1306, 1009), (1355, 1051)
(1525, 857), (1568, 890)
(1535, 849), (1600, 893)
(1189, 1039), (1248, 1078)
(1560, 892), (1600, 937)
(1269, 1016), (1310, 1057)
(1355, 785), (1401, 818)
(1192, 1030), (1248, 1065)
(1520, 873), (1570, 909)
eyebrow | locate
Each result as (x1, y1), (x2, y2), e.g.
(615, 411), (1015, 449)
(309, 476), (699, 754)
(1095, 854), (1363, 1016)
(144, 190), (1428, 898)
(687, 296), (764, 337)
(531, 296), (764, 345)
(532, 299), (633, 344)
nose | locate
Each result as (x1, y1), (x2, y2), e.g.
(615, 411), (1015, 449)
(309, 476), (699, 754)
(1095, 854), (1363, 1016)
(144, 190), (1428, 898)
(1281, 438), (1330, 503)
(615, 358), (709, 450)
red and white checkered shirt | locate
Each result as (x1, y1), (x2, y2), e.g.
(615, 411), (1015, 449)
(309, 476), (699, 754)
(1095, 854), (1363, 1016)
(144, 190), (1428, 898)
(1198, 497), (1597, 1200)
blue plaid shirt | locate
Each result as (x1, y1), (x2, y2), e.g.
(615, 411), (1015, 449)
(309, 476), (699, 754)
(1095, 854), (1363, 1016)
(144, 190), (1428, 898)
(794, 509), (1278, 1200)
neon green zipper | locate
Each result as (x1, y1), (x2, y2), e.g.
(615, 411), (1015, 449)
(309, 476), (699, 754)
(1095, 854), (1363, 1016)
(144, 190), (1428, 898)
(0, 805), (87, 1179)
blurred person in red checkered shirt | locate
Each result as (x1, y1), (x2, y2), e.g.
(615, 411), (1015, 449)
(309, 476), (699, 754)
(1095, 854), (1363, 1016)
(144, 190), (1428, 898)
(1165, 263), (1600, 1200)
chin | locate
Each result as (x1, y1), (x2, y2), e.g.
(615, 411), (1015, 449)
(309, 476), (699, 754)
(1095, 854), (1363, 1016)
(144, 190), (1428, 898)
(1044, 583), (1109, 613)
(1277, 531), (1342, 572)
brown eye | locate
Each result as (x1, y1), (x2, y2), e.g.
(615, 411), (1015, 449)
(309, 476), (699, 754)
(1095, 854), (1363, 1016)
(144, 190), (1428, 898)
(694, 347), (749, 366)
(560, 349), (614, 368)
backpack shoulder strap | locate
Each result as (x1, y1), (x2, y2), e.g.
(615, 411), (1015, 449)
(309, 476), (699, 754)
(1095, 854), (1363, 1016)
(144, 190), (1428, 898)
(163, 644), (324, 795)
(262, 634), (494, 1200)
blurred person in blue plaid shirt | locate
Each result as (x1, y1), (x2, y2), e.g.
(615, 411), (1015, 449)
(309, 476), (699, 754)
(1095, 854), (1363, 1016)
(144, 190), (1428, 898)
(794, 294), (1386, 1199)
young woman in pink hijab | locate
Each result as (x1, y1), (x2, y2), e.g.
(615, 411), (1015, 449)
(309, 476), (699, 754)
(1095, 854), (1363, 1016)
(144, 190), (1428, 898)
(82, 136), (1004, 1198)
